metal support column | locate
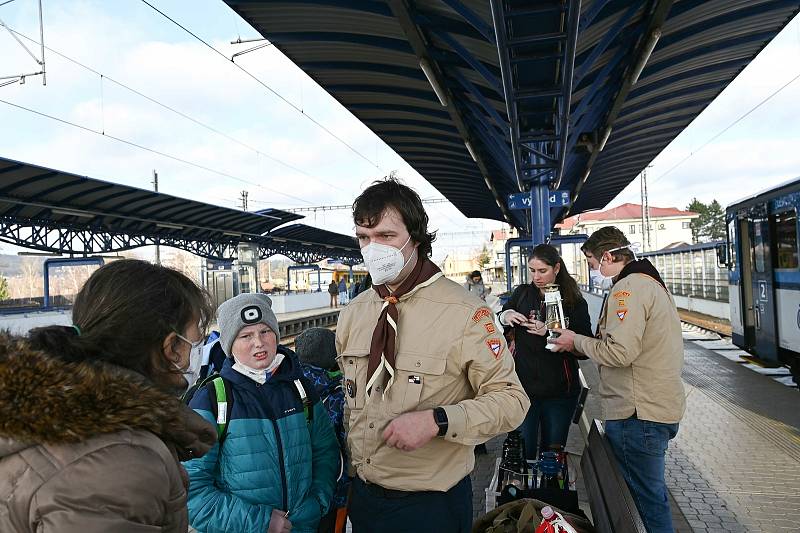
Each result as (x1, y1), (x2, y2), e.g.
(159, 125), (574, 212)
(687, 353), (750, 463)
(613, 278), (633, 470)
(505, 240), (513, 293)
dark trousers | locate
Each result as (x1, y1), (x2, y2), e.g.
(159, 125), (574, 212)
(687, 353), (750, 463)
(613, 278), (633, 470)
(349, 475), (472, 533)
(519, 394), (579, 459)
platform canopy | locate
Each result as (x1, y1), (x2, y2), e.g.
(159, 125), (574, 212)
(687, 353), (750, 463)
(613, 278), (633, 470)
(224, 0), (799, 233)
(0, 157), (361, 263)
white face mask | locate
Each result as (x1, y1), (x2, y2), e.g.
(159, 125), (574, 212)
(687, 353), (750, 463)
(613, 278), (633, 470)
(360, 236), (414, 286)
(589, 268), (614, 290)
(232, 353), (285, 385)
(589, 251), (615, 290)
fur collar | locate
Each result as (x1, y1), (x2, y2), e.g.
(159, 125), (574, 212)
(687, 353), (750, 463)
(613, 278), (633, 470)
(0, 335), (215, 458)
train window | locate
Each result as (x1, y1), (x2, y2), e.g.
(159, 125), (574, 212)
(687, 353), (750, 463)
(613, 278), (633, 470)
(754, 221), (766, 273)
(629, 225), (636, 234)
(727, 219), (737, 270)
(773, 210), (799, 269)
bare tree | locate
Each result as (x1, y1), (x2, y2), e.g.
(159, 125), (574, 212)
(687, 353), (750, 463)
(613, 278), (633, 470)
(163, 249), (201, 283)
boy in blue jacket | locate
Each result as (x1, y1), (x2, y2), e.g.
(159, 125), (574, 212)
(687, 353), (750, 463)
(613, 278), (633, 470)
(183, 294), (339, 533)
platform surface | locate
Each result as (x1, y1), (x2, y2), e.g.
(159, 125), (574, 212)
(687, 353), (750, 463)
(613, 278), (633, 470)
(470, 320), (800, 532)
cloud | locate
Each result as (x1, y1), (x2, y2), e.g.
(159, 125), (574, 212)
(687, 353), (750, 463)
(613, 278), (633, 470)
(609, 14), (800, 211)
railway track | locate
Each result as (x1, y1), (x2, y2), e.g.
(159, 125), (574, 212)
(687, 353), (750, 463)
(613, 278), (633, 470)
(678, 309), (731, 337)
(679, 313), (798, 389)
(281, 324), (337, 349)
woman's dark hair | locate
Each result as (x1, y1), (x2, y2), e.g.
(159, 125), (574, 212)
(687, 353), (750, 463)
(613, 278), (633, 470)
(352, 177), (436, 258)
(581, 226), (635, 263)
(29, 259), (213, 388)
(530, 244), (582, 309)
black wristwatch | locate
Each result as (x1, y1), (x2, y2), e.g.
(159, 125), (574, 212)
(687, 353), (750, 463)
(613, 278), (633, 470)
(433, 407), (448, 437)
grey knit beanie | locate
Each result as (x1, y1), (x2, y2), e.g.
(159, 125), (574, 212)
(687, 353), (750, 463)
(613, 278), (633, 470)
(294, 327), (337, 370)
(217, 293), (280, 357)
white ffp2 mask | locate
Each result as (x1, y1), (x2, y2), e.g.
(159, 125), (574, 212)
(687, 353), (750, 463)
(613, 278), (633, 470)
(589, 268), (614, 290)
(360, 236), (413, 285)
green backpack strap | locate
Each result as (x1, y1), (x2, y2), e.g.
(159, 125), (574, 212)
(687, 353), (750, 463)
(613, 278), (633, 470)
(205, 375), (234, 444)
(293, 379), (313, 424)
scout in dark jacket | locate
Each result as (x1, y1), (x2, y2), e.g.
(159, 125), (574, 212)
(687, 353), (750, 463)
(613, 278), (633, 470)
(499, 244), (592, 459)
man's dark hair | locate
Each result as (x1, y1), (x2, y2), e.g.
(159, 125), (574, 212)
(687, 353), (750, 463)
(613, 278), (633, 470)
(352, 177), (436, 258)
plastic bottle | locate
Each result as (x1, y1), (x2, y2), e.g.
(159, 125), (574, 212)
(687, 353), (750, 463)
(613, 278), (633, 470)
(535, 506), (579, 533)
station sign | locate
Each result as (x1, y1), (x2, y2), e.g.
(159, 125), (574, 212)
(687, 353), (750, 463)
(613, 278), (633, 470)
(507, 190), (571, 210)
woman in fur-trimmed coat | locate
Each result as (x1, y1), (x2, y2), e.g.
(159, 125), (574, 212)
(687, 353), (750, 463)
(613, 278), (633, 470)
(0, 260), (217, 533)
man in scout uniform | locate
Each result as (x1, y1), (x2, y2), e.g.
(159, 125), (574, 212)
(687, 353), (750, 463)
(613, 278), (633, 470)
(336, 178), (529, 533)
(552, 226), (685, 533)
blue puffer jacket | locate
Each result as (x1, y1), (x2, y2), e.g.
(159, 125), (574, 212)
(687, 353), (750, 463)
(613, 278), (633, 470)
(183, 353), (339, 533)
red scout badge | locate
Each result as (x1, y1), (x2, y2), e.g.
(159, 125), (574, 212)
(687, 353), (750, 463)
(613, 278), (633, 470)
(616, 309), (628, 321)
(484, 322), (496, 334)
(486, 338), (503, 358)
(472, 308), (491, 322)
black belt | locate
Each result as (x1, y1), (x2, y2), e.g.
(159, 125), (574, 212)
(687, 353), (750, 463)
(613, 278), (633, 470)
(357, 477), (414, 499)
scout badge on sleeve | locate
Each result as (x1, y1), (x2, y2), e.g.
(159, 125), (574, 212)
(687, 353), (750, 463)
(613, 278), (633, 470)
(486, 338), (503, 359)
(472, 307), (491, 322)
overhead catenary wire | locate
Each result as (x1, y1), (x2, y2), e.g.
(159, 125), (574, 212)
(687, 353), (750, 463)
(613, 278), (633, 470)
(4, 25), (349, 193)
(651, 70), (800, 185)
(139, 0), (383, 172)
(0, 98), (316, 205)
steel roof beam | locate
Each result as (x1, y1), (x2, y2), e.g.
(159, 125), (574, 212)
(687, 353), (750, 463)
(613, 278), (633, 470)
(574, 2), (640, 87)
(507, 5), (566, 18)
(427, 27), (502, 94)
(580, 0), (615, 31)
(489, 0), (523, 191)
(448, 68), (508, 132)
(515, 87), (564, 99)
(439, 0), (495, 43)
(508, 32), (567, 46)
(566, 0), (675, 214)
(387, 0), (516, 226)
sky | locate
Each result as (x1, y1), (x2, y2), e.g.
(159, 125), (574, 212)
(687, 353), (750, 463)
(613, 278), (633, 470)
(1, 0), (799, 262)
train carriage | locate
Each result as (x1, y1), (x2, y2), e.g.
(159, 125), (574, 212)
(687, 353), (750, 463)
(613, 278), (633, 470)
(722, 177), (800, 382)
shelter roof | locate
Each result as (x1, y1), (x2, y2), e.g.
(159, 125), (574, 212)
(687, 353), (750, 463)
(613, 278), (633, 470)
(269, 223), (359, 250)
(0, 157), (299, 239)
(0, 157), (360, 261)
(224, 0), (799, 230)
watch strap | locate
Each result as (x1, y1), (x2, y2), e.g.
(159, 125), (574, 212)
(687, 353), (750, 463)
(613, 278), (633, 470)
(433, 407), (448, 437)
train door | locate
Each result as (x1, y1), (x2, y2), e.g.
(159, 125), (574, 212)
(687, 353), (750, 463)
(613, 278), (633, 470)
(738, 217), (755, 348)
(743, 206), (779, 362)
(727, 218), (744, 340)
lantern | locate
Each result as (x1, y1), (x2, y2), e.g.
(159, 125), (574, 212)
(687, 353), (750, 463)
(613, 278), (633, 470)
(543, 284), (567, 351)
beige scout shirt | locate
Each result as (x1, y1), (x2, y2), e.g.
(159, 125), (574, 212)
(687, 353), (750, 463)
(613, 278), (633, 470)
(574, 273), (686, 423)
(336, 275), (529, 492)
